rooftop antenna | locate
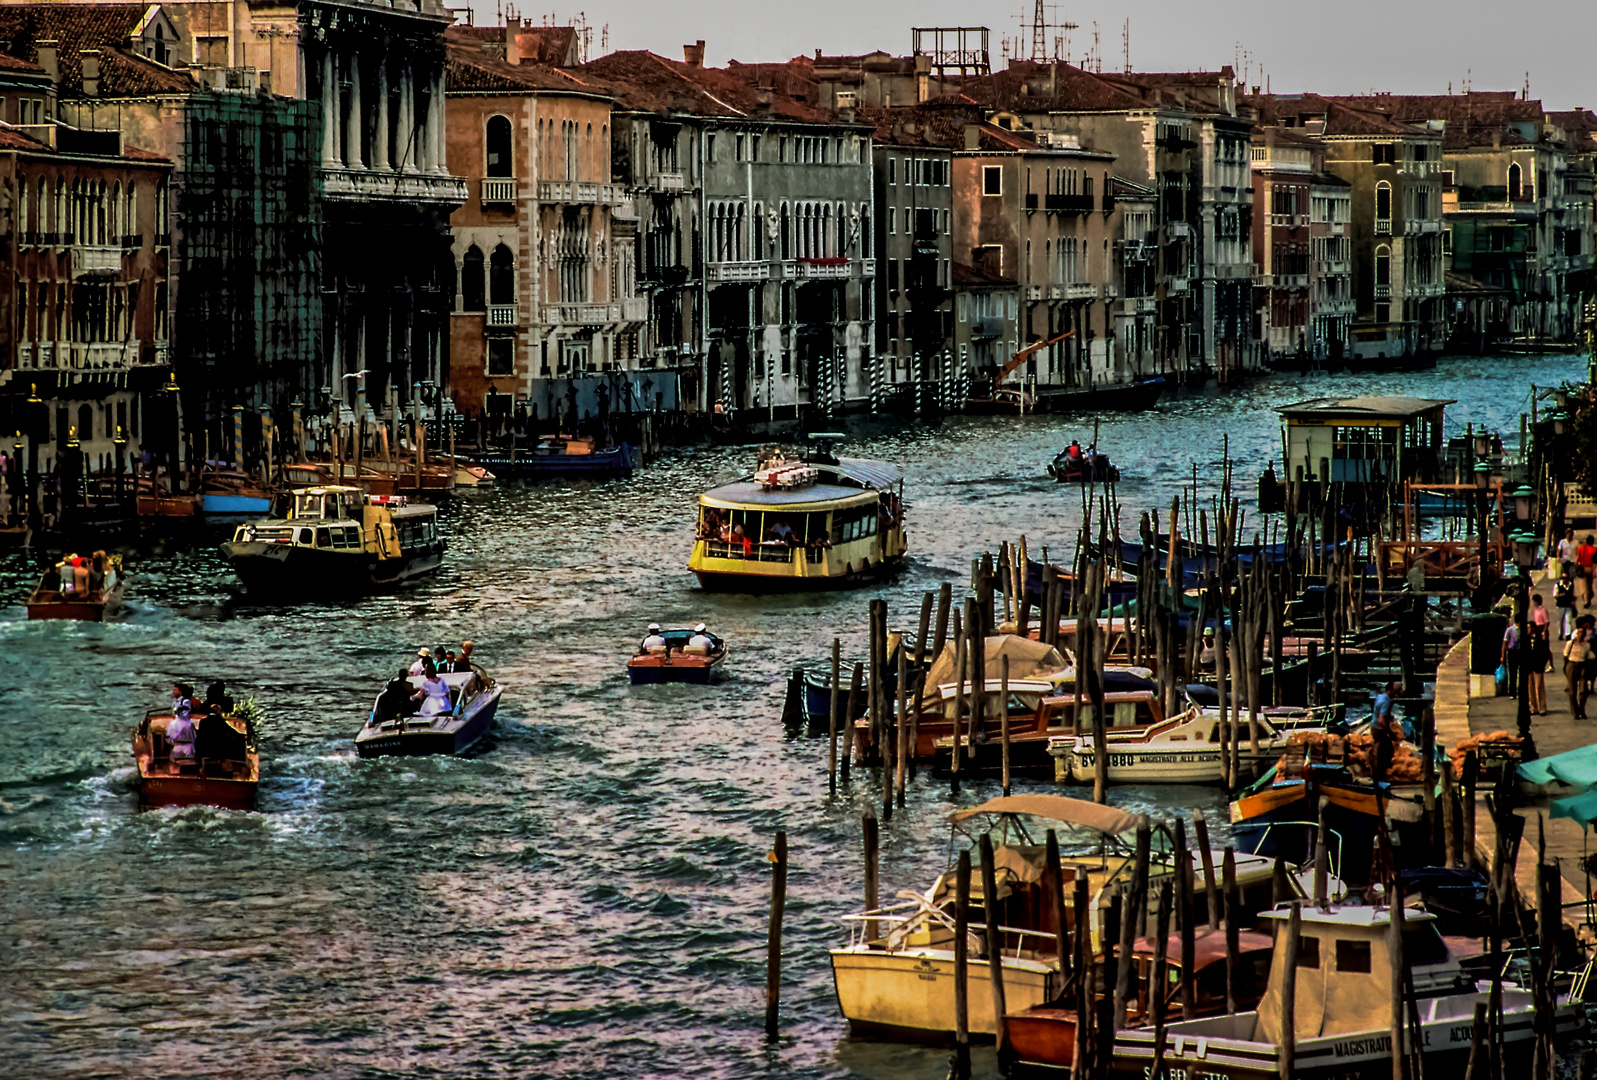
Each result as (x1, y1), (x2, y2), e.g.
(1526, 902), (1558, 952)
(1091, 22), (1100, 73)
(1523, 71), (1530, 100)
(1017, 1), (1075, 63)
(1122, 18), (1129, 74)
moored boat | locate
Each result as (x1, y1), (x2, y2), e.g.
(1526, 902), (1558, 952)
(1048, 705), (1329, 785)
(354, 666), (503, 757)
(199, 469), (274, 520)
(26, 553), (126, 621)
(689, 440), (906, 592)
(627, 625), (729, 684)
(132, 708), (259, 810)
(1048, 445), (1121, 483)
(220, 486), (444, 599)
(467, 434), (634, 479)
(1109, 904), (1576, 1080)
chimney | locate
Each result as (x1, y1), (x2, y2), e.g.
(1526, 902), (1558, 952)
(683, 40), (704, 67)
(36, 39), (57, 86)
(504, 17), (520, 65)
(964, 123), (981, 151)
(80, 49), (100, 97)
(755, 89), (772, 116)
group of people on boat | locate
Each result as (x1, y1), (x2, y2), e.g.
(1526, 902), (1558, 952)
(162, 681), (242, 764)
(373, 642), (477, 723)
(54, 550), (116, 599)
(699, 509), (833, 555)
(639, 622), (717, 655)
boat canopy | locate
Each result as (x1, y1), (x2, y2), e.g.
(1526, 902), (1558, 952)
(950, 794), (1142, 836)
(834, 457), (902, 490)
(922, 634), (1068, 689)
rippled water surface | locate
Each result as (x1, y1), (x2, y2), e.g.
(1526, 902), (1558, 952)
(0, 355), (1585, 1079)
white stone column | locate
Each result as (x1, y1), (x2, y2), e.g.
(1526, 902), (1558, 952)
(322, 50), (340, 166)
(397, 65), (414, 171)
(430, 69), (447, 175)
(374, 59), (390, 171)
(345, 53), (363, 168)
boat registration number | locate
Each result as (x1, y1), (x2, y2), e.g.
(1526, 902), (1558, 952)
(1077, 752), (1221, 767)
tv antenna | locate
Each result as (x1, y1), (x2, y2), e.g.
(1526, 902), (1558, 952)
(1016, 0), (1076, 63)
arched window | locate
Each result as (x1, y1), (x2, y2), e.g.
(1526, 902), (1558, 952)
(780, 201), (790, 260)
(461, 244), (485, 311)
(1375, 180), (1391, 221)
(485, 115), (512, 177)
(1374, 244), (1391, 287)
(1508, 163), (1522, 201)
(489, 244), (514, 306)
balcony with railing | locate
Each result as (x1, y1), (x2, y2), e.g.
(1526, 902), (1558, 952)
(653, 172), (685, 193)
(619, 297), (647, 323)
(544, 302), (643, 326)
(643, 263), (692, 286)
(20, 340), (141, 371)
(539, 180), (626, 205)
(1121, 296), (1156, 315)
(971, 315), (1004, 340)
(1064, 282), (1097, 300)
(707, 261), (770, 283)
(1045, 193), (1095, 214)
(1167, 220), (1190, 239)
(1374, 284), (1391, 299)
(487, 304), (518, 327)
(1101, 283), (1118, 300)
(71, 246), (123, 277)
(795, 258), (850, 280)
(1168, 276), (1189, 293)
(480, 177), (518, 206)
(1375, 218), (1392, 236)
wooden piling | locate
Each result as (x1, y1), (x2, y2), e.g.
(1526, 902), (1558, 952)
(1313, 805), (1330, 907)
(1114, 821), (1151, 1030)
(1000, 653), (1012, 797)
(1194, 811), (1220, 930)
(1462, 1001), (1488, 1080)
(1177, 819), (1196, 1019)
(1150, 879), (1174, 1080)
(952, 609), (966, 795)
(843, 662), (862, 781)
(953, 849), (972, 1079)
(1442, 762), (1458, 868)
(765, 829), (787, 1037)
(933, 581), (953, 663)
(895, 645), (908, 809)
(1279, 900), (1301, 1080)
(967, 599), (984, 778)
(980, 832), (1010, 1058)
(1073, 870), (1092, 1079)
(827, 638), (841, 793)
(1463, 750), (1478, 870)
(860, 809), (880, 943)
(1223, 847), (1240, 1015)
(1272, 857), (1291, 905)
(1046, 828), (1070, 978)
(868, 598), (885, 766)
(1390, 882), (1406, 1080)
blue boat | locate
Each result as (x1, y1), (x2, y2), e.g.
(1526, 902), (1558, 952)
(468, 435), (635, 480)
(199, 470), (274, 520)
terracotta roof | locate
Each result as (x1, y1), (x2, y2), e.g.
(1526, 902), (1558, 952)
(1245, 94), (1431, 138)
(950, 61), (1158, 114)
(0, 49), (41, 72)
(578, 50), (839, 123)
(0, 124), (46, 150)
(0, 4), (193, 97)
(445, 29), (613, 96)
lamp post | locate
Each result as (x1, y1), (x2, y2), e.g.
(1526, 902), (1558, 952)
(1511, 529), (1540, 750)
(1474, 459), (1492, 608)
(113, 424), (128, 505)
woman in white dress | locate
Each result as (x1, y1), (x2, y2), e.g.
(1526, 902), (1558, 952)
(412, 667), (453, 717)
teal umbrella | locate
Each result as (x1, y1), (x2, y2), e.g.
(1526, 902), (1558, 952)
(1550, 789), (1597, 828)
(1518, 742), (1597, 788)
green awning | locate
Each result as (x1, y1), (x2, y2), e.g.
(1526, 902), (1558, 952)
(1550, 790), (1597, 828)
(1517, 743), (1597, 788)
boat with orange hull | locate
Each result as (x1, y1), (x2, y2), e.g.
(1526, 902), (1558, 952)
(26, 555), (127, 621)
(132, 710), (259, 810)
(627, 628), (728, 684)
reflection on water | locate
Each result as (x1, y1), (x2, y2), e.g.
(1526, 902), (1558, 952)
(0, 355), (1583, 1078)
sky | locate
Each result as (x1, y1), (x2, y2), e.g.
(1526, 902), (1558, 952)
(473, 0), (1594, 112)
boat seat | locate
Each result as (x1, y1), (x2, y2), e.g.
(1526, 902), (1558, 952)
(646, 645), (667, 654)
(174, 757), (201, 775)
(682, 645), (709, 656)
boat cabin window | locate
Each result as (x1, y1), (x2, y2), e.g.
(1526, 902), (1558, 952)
(834, 503), (878, 543)
(1297, 935), (1321, 969)
(298, 527), (313, 545)
(316, 527), (331, 548)
(1335, 939), (1371, 973)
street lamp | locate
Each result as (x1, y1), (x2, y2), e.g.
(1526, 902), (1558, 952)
(1510, 529), (1541, 747)
(1511, 483), (1537, 527)
(1551, 409), (1568, 436)
(113, 423), (128, 504)
(1555, 384), (1570, 409)
(1474, 431), (1491, 460)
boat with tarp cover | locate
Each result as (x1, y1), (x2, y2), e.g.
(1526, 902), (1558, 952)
(689, 438), (906, 591)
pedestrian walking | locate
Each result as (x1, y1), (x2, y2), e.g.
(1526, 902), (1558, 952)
(1565, 624), (1593, 719)
(1500, 620), (1520, 696)
(1527, 595), (1550, 716)
(1578, 534), (1597, 608)
(1557, 568), (1577, 639)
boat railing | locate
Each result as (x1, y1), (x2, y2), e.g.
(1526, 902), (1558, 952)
(840, 902), (1059, 960)
(701, 539), (801, 564)
(1236, 820), (1346, 884)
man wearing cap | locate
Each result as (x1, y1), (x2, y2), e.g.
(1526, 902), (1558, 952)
(409, 647), (431, 677)
(642, 623), (667, 653)
(687, 623), (714, 654)
(1198, 627), (1217, 670)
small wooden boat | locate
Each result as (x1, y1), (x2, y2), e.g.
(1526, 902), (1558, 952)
(455, 464), (495, 486)
(1048, 447), (1120, 483)
(220, 486), (444, 598)
(354, 667), (503, 757)
(627, 627), (729, 684)
(1110, 904), (1573, 1080)
(26, 554), (127, 620)
(135, 478), (198, 518)
(1046, 705), (1324, 784)
(132, 709), (259, 810)
(1005, 927), (1274, 1073)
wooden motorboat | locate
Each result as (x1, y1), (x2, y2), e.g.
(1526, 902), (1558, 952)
(26, 554), (127, 621)
(1005, 927), (1274, 1074)
(1110, 904), (1572, 1080)
(354, 667), (503, 757)
(220, 487), (444, 598)
(132, 709), (259, 810)
(1047, 705), (1328, 785)
(135, 478), (198, 518)
(455, 464), (495, 486)
(627, 627), (728, 685)
(930, 687), (1169, 773)
(1048, 446), (1121, 483)
(199, 469), (274, 520)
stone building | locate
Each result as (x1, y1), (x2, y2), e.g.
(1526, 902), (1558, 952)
(443, 24), (647, 433)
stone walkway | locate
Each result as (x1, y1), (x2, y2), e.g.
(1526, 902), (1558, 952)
(1433, 578), (1597, 942)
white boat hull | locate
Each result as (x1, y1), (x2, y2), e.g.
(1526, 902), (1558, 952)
(830, 945), (1056, 1038)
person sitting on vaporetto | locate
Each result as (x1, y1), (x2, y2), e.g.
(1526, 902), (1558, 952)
(685, 623), (713, 655)
(412, 664), (452, 716)
(409, 648), (431, 677)
(642, 623), (668, 653)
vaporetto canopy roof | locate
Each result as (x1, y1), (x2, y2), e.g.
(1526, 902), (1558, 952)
(949, 794), (1142, 836)
(701, 457), (903, 508)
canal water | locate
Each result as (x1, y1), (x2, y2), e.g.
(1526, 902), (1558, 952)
(0, 353), (1585, 1080)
